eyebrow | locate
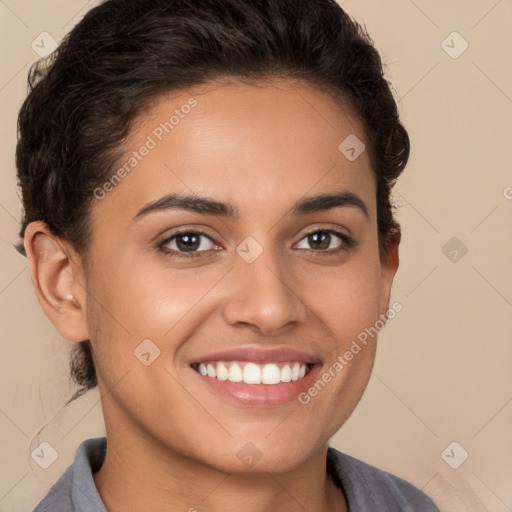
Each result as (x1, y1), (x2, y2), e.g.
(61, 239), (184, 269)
(133, 189), (369, 221)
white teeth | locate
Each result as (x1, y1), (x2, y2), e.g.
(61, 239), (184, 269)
(291, 362), (300, 381)
(281, 364), (292, 382)
(261, 364), (281, 385)
(243, 363), (261, 384)
(195, 361), (310, 385)
(216, 362), (229, 381)
(228, 364), (243, 382)
(206, 363), (216, 378)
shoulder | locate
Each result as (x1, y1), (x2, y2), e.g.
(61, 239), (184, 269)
(32, 466), (74, 512)
(32, 437), (107, 512)
(327, 447), (440, 511)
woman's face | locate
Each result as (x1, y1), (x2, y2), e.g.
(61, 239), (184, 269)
(81, 78), (399, 473)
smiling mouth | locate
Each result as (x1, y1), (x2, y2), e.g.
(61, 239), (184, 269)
(191, 361), (313, 385)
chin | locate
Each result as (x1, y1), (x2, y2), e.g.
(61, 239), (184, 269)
(191, 437), (320, 476)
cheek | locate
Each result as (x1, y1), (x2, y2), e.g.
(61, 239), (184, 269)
(87, 256), (205, 329)
(296, 256), (382, 399)
(83, 256), (223, 381)
(308, 254), (383, 338)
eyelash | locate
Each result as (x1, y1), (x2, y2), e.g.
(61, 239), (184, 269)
(157, 228), (355, 260)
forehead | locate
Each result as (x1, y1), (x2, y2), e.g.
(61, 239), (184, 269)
(92, 78), (376, 225)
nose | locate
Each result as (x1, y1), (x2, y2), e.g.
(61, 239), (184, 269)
(221, 245), (308, 336)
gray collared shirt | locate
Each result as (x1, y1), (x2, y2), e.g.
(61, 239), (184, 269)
(33, 437), (440, 511)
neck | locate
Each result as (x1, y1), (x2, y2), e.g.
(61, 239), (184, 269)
(93, 428), (347, 512)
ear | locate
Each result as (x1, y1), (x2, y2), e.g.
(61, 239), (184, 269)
(378, 228), (400, 319)
(24, 221), (90, 343)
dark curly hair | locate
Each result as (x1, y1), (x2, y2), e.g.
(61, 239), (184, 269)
(15, 0), (410, 404)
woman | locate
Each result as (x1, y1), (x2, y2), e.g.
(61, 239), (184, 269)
(17, 0), (440, 510)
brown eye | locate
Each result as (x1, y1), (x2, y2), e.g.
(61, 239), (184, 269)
(295, 229), (354, 253)
(159, 230), (220, 259)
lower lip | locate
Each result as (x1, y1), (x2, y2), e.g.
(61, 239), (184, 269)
(191, 364), (322, 407)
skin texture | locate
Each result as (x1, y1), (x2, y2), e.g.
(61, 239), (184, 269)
(24, 78), (400, 512)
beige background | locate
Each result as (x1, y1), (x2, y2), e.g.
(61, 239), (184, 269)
(1, 1), (511, 511)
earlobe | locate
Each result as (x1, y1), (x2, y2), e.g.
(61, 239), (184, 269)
(24, 221), (90, 343)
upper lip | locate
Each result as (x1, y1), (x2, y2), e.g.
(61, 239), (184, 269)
(189, 347), (322, 366)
